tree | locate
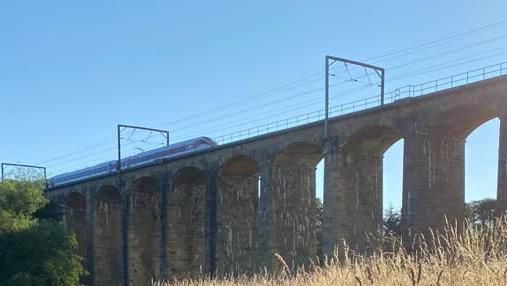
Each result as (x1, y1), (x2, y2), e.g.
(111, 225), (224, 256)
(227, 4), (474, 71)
(0, 179), (84, 286)
(0, 180), (47, 232)
(316, 197), (323, 257)
(381, 199), (499, 238)
(466, 198), (497, 226)
(383, 205), (403, 237)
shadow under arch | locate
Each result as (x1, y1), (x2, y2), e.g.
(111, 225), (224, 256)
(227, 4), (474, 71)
(216, 155), (260, 274)
(167, 167), (206, 280)
(275, 142), (322, 166)
(64, 192), (87, 261)
(341, 124), (402, 154)
(127, 176), (160, 285)
(92, 185), (122, 286)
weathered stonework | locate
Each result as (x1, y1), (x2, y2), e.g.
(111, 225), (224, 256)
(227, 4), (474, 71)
(92, 186), (123, 286)
(216, 156), (259, 274)
(127, 178), (160, 286)
(260, 143), (320, 270)
(167, 168), (206, 280)
(45, 75), (507, 285)
(403, 133), (465, 234)
(498, 115), (507, 212)
(323, 125), (398, 254)
(323, 151), (384, 252)
(64, 192), (87, 262)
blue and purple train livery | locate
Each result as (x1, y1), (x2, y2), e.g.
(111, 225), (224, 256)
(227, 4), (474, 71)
(47, 137), (217, 187)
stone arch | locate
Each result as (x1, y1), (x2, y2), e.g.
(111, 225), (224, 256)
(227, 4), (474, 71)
(342, 125), (402, 154)
(128, 176), (160, 285)
(405, 105), (501, 232)
(217, 155), (260, 274)
(464, 117), (502, 215)
(92, 185), (122, 286)
(325, 125), (403, 252)
(167, 167), (206, 280)
(430, 104), (499, 138)
(64, 192), (87, 261)
(270, 142), (323, 269)
(275, 142), (323, 166)
(401, 104), (504, 234)
(342, 124), (403, 222)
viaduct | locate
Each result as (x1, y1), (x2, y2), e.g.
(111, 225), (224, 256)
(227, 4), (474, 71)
(46, 75), (507, 285)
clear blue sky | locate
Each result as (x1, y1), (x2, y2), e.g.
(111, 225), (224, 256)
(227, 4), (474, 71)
(1, 1), (506, 210)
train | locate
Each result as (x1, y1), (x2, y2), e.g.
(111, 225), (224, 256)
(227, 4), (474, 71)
(47, 137), (217, 188)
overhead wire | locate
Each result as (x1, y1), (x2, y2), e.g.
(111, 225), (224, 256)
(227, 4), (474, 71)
(175, 49), (507, 142)
(47, 46), (507, 172)
(45, 49), (507, 172)
(36, 19), (507, 172)
(166, 34), (507, 139)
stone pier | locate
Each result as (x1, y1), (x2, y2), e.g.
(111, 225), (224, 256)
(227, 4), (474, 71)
(322, 129), (388, 255)
(259, 143), (320, 270)
(127, 178), (160, 286)
(167, 168), (206, 280)
(498, 114), (507, 212)
(64, 192), (87, 262)
(216, 156), (259, 274)
(92, 186), (122, 285)
(403, 133), (465, 233)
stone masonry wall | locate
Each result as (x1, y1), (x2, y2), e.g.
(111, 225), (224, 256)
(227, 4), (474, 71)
(92, 188), (123, 286)
(268, 163), (316, 269)
(498, 115), (507, 212)
(322, 147), (383, 254)
(404, 134), (465, 234)
(128, 184), (160, 286)
(167, 180), (206, 280)
(216, 173), (258, 274)
(65, 193), (87, 263)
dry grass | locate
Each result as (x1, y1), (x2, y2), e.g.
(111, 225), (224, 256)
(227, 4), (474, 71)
(154, 217), (507, 285)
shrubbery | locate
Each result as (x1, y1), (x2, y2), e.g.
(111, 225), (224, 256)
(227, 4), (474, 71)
(0, 180), (84, 286)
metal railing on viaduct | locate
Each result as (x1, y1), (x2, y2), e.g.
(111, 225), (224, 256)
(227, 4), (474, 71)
(46, 70), (507, 286)
(212, 62), (506, 144)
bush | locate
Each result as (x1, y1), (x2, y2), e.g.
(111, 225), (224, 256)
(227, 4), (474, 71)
(0, 180), (84, 286)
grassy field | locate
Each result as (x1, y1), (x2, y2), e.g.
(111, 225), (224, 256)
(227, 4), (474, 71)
(155, 217), (507, 285)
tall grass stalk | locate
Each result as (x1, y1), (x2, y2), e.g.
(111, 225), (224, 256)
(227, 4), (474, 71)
(154, 216), (507, 285)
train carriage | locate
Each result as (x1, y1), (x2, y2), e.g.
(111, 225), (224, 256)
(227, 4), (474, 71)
(47, 137), (217, 187)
